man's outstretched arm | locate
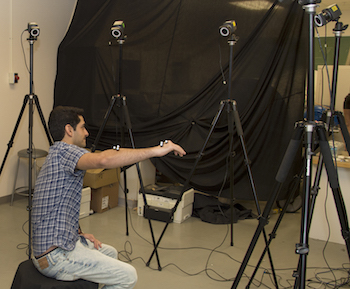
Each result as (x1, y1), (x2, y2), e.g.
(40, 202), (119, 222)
(76, 140), (186, 171)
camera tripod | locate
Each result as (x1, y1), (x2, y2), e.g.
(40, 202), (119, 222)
(0, 29), (53, 258)
(92, 95), (166, 270)
(144, 98), (278, 281)
(93, 30), (173, 269)
(91, 36), (129, 235)
(231, 2), (350, 288)
(145, 29), (278, 283)
(92, 33), (161, 253)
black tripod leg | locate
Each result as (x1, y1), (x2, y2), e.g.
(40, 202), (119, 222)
(227, 103), (235, 247)
(231, 100), (279, 288)
(28, 95), (35, 258)
(294, 123), (350, 287)
(146, 222), (170, 270)
(309, 151), (324, 221)
(316, 125), (350, 256)
(295, 122), (350, 286)
(117, 97), (130, 236)
(120, 96), (163, 269)
(91, 94), (131, 237)
(248, 170), (304, 289)
(233, 186), (283, 288)
(146, 99), (226, 266)
(120, 166), (129, 236)
(134, 151), (162, 268)
(33, 95), (53, 145)
(232, 122), (304, 289)
(91, 95), (119, 152)
(145, 101), (227, 268)
(0, 95), (29, 176)
(294, 121), (317, 289)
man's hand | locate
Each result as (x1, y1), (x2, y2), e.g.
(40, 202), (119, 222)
(155, 140), (186, 157)
(81, 233), (102, 250)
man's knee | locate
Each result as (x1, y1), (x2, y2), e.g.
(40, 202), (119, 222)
(107, 245), (118, 259)
(99, 244), (118, 259)
(109, 263), (137, 289)
(123, 265), (138, 289)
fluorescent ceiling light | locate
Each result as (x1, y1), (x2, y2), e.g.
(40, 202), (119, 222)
(230, 0), (277, 11)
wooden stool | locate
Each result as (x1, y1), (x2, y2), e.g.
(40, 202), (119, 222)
(11, 259), (98, 289)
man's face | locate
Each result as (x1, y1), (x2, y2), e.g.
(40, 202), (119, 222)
(72, 115), (89, 147)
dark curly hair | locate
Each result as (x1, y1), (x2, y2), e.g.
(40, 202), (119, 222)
(48, 106), (84, 142)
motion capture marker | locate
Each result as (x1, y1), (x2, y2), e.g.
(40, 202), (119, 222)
(112, 145), (120, 151)
(160, 140), (169, 147)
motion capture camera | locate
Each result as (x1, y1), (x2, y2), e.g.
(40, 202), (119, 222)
(219, 20), (237, 37)
(315, 4), (341, 27)
(111, 20), (125, 39)
(27, 22), (40, 38)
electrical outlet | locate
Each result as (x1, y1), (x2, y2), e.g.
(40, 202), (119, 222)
(8, 72), (19, 84)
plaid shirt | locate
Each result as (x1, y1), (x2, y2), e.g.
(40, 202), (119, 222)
(32, 142), (88, 257)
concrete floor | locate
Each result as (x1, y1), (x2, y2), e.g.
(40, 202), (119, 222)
(1, 197), (349, 289)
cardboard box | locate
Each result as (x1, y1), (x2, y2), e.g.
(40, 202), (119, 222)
(138, 187), (194, 223)
(91, 182), (119, 213)
(80, 187), (91, 219)
(84, 168), (119, 189)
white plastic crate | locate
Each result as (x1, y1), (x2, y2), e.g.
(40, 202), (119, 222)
(80, 187), (91, 219)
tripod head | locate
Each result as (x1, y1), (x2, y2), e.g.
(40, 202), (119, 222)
(333, 21), (348, 35)
(298, 0), (320, 5)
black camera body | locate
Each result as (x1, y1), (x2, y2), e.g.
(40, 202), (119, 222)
(315, 4), (342, 27)
(28, 22), (40, 38)
(219, 20), (237, 37)
(111, 20), (125, 39)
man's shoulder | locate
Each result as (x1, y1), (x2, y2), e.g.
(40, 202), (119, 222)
(49, 142), (89, 163)
(51, 141), (88, 153)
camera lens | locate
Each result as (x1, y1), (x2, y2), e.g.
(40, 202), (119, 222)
(219, 21), (236, 37)
(111, 29), (122, 38)
(219, 27), (230, 37)
(31, 28), (40, 37)
(314, 14), (325, 27)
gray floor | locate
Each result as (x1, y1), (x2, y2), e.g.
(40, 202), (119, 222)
(1, 197), (349, 289)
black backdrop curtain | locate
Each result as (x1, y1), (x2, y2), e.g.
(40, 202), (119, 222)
(54, 0), (307, 201)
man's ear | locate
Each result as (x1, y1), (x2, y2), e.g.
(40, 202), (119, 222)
(64, 124), (74, 137)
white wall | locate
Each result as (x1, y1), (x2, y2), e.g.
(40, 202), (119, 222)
(0, 0), (77, 199)
(315, 65), (350, 110)
(310, 162), (350, 244)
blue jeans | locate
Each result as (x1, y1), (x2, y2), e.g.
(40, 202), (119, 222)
(32, 237), (137, 289)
